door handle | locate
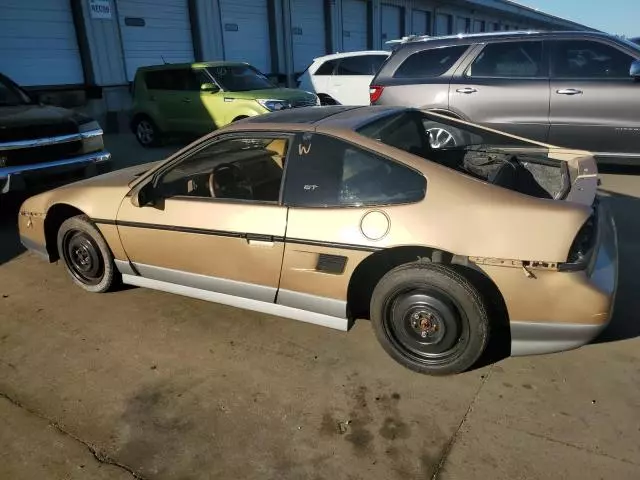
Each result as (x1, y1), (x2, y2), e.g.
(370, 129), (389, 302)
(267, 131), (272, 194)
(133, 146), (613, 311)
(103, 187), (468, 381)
(246, 233), (274, 247)
(556, 88), (583, 95)
(456, 87), (478, 94)
(182, 97), (192, 103)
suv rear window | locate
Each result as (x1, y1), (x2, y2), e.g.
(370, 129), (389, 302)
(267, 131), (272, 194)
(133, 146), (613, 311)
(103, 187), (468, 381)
(394, 45), (469, 78)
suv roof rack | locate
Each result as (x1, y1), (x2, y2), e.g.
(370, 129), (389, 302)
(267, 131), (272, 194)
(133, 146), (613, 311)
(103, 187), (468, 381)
(384, 30), (543, 46)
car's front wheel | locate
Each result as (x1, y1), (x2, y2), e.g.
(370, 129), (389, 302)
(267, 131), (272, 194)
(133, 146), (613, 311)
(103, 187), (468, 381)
(133, 116), (162, 148)
(57, 215), (119, 293)
(370, 263), (489, 375)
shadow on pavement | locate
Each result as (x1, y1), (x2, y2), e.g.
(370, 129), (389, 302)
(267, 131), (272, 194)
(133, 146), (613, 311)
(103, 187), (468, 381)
(594, 189), (640, 344)
(0, 193), (27, 266)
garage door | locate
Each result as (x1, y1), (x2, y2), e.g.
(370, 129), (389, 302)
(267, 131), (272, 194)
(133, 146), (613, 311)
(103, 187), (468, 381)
(291, 0), (327, 73)
(342, 0), (368, 52)
(381, 4), (402, 49)
(0, 0), (83, 86)
(435, 13), (452, 36)
(118, 0), (194, 81)
(220, 0), (271, 73)
(411, 9), (431, 36)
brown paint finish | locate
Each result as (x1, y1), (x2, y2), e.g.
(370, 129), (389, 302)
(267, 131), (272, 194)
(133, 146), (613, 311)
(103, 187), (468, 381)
(96, 224), (127, 261)
(116, 198), (287, 289)
(279, 243), (372, 301)
(480, 265), (612, 325)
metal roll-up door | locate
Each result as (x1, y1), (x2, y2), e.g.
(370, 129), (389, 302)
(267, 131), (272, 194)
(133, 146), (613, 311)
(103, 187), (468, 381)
(0, 0), (83, 86)
(381, 4), (402, 48)
(291, 0), (327, 73)
(342, 0), (368, 52)
(220, 0), (271, 73)
(118, 0), (195, 81)
(412, 10), (432, 36)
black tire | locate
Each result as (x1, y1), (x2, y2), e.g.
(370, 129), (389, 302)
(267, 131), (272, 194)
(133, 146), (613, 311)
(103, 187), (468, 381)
(370, 263), (490, 375)
(132, 115), (162, 148)
(57, 215), (120, 293)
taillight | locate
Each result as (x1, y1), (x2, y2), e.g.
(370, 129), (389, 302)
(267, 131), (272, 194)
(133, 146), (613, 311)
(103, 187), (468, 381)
(369, 85), (384, 104)
(559, 212), (598, 272)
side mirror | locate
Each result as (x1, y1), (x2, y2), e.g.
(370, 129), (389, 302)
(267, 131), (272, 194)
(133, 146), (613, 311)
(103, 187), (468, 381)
(201, 83), (220, 93)
(630, 59), (640, 79)
(131, 181), (158, 208)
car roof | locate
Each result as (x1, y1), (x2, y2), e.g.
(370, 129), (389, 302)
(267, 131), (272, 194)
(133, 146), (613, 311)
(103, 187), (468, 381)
(311, 50), (391, 63)
(228, 105), (406, 131)
(135, 61), (252, 72)
(395, 30), (621, 50)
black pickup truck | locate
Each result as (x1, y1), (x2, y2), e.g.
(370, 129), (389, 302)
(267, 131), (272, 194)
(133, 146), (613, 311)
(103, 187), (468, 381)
(0, 73), (111, 197)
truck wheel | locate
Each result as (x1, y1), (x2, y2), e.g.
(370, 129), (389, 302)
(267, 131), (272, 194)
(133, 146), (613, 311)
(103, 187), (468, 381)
(370, 263), (490, 375)
(57, 215), (119, 293)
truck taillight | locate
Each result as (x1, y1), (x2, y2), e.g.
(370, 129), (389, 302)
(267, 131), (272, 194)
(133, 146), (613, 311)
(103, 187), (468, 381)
(369, 85), (384, 104)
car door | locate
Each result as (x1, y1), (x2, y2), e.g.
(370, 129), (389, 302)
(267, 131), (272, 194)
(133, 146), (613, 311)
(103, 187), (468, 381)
(165, 68), (213, 134)
(277, 131), (427, 327)
(449, 40), (550, 142)
(548, 39), (640, 159)
(116, 133), (291, 303)
(329, 55), (388, 105)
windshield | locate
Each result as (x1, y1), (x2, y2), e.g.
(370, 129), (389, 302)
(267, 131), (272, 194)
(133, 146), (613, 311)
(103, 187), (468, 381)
(206, 65), (275, 92)
(0, 75), (32, 106)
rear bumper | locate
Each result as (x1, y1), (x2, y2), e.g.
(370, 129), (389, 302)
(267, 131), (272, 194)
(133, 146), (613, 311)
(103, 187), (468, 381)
(511, 205), (618, 356)
(0, 150), (111, 194)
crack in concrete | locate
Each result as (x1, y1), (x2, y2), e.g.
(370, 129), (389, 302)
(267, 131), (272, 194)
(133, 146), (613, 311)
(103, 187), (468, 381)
(0, 391), (148, 480)
(430, 367), (494, 480)
(513, 427), (640, 468)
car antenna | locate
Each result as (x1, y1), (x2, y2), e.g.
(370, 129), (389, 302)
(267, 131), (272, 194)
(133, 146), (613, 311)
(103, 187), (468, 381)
(161, 55), (168, 65)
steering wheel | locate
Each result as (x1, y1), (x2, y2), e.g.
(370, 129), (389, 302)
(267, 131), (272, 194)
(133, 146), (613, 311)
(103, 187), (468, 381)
(208, 163), (252, 199)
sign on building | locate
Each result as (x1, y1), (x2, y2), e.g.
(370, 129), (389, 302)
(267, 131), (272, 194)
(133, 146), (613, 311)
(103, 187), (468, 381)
(89, 0), (112, 19)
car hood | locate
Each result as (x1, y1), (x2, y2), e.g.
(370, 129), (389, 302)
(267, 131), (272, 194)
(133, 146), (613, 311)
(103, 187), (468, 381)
(20, 161), (161, 221)
(0, 104), (92, 141)
(223, 88), (317, 103)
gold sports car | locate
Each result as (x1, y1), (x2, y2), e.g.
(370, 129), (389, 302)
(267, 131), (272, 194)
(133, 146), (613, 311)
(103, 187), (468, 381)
(18, 106), (618, 375)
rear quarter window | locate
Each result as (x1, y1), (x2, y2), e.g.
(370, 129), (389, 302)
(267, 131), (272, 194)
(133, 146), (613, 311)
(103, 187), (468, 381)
(315, 60), (337, 75)
(393, 45), (470, 78)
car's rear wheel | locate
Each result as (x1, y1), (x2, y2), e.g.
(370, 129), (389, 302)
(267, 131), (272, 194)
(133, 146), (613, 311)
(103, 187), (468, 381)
(370, 263), (489, 375)
(57, 215), (119, 293)
(133, 116), (162, 147)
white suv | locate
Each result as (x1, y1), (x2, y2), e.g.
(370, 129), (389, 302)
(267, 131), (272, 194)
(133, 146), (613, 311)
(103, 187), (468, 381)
(297, 51), (390, 106)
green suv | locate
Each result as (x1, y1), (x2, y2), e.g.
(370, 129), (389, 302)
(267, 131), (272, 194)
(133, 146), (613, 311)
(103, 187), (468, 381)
(130, 62), (319, 147)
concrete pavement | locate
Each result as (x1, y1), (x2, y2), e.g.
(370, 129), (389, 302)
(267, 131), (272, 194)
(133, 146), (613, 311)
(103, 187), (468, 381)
(0, 137), (638, 480)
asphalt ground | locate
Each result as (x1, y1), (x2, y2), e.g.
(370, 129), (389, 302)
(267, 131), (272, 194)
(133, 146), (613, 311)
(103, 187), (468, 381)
(0, 135), (638, 480)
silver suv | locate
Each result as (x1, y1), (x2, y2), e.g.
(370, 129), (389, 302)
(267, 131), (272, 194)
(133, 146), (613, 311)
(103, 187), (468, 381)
(371, 31), (640, 164)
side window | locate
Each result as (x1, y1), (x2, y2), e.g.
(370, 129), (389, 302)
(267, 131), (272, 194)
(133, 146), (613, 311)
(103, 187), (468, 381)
(315, 60), (337, 75)
(144, 69), (202, 91)
(159, 136), (289, 202)
(468, 41), (545, 78)
(336, 56), (378, 75)
(370, 55), (389, 74)
(145, 71), (170, 90)
(283, 134), (426, 207)
(171, 69), (202, 91)
(394, 45), (469, 79)
(551, 40), (635, 79)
